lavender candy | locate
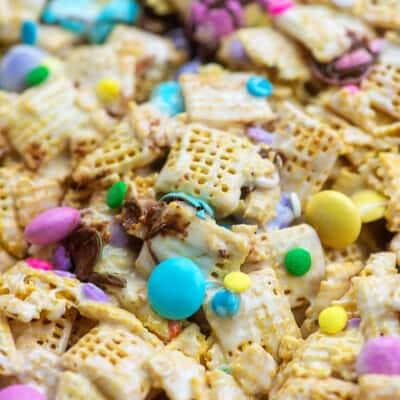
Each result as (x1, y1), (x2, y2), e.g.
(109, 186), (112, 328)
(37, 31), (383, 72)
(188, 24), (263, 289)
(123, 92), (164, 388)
(266, 193), (294, 230)
(54, 270), (76, 279)
(83, 282), (109, 302)
(228, 39), (249, 63)
(52, 245), (72, 271)
(247, 126), (275, 145)
(346, 317), (361, 329)
(174, 59), (201, 80)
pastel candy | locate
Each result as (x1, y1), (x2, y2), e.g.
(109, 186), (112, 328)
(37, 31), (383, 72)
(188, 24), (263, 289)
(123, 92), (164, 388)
(24, 207), (81, 245)
(356, 337), (400, 376)
(0, 385), (46, 400)
(26, 258), (54, 271)
(334, 48), (373, 71)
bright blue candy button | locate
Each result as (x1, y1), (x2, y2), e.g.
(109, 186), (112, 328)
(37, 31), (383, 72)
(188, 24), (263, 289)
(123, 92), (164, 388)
(148, 257), (206, 320)
(211, 289), (240, 319)
(150, 81), (185, 116)
(246, 76), (273, 97)
(21, 21), (38, 45)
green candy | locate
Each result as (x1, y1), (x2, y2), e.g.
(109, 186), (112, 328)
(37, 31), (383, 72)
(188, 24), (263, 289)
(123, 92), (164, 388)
(25, 65), (50, 87)
(284, 247), (312, 276)
(106, 181), (128, 209)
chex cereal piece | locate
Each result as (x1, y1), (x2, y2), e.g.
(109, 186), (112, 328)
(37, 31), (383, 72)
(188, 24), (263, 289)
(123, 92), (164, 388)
(362, 63), (400, 119)
(247, 224), (326, 309)
(0, 263), (80, 323)
(147, 349), (210, 400)
(274, 102), (340, 206)
(68, 314), (97, 349)
(358, 252), (397, 277)
(0, 76), (100, 170)
(0, 167), (27, 257)
(355, 0), (400, 29)
(0, 315), (20, 375)
(274, 5), (374, 63)
(73, 119), (160, 187)
(358, 374), (400, 400)
(156, 124), (277, 219)
(55, 371), (108, 400)
(133, 201), (249, 279)
(61, 321), (162, 400)
(14, 173), (63, 228)
(270, 329), (363, 398)
(37, 25), (80, 56)
(302, 261), (363, 336)
(206, 370), (249, 400)
(180, 72), (274, 129)
(204, 267), (300, 361)
(203, 339), (227, 371)
(330, 168), (366, 197)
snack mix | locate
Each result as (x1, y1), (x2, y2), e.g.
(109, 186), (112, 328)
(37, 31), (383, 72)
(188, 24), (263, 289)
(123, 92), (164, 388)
(1, 0), (400, 399)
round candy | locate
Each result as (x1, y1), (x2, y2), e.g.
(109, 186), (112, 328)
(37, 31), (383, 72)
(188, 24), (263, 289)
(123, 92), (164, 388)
(52, 245), (72, 271)
(284, 247), (312, 276)
(246, 76), (273, 97)
(83, 283), (109, 302)
(21, 20), (38, 45)
(223, 272), (251, 293)
(247, 127), (274, 144)
(211, 289), (240, 319)
(106, 181), (128, 209)
(0, 45), (46, 92)
(150, 81), (185, 116)
(26, 257), (53, 271)
(24, 207), (81, 245)
(96, 78), (121, 103)
(347, 317), (361, 329)
(318, 306), (348, 334)
(0, 384), (45, 400)
(351, 189), (387, 223)
(147, 257), (206, 320)
(25, 65), (50, 87)
(305, 191), (361, 249)
(356, 337), (400, 376)
(265, 0), (294, 16)
(174, 59), (201, 80)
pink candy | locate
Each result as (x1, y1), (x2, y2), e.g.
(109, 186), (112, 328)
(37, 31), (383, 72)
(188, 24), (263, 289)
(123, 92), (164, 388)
(0, 384), (46, 400)
(334, 48), (373, 71)
(356, 337), (400, 376)
(26, 257), (54, 271)
(24, 207), (81, 245)
(266, 0), (295, 16)
(369, 38), (385, 54)
(344, 84), (360, 95)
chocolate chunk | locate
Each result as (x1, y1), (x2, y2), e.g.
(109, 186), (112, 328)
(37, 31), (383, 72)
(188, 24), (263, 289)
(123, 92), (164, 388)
(89, 272), (127, 288)
(119, 200), (142, 231)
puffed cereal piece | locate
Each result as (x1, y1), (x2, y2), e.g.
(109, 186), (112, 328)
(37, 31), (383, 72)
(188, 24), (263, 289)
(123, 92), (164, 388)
(180, 72), (274, 129)
(147, 349), (210, 400)
(274, 102), (340, 206)
(156, 124), (278, 219)
(134, 202), (249, 279)
(61, 322), (162, 400)
(358, 374), (400, 400)
(204, 267), (300, 360)
(55, 371), (108, 400)
(274, 5), (374, 62)
(0, 315), (21, 375)
(207, 370), (250, 400)
(355, 0), (400, 29)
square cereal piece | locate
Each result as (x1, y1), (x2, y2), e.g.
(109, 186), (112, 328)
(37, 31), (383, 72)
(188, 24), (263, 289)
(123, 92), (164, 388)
(355, 0), (400, 29)
(55, 371), (108, 400)
(180, 72), (274, 129)
(204, 267), (300, 360)
(147, 349), (210, 400)
(206, 370), (249, 400)
(0, 315), (21, 375)
(274, 102), (340, 206)
(274, 5), (374, 63)
(155, 124), (277, 219)
(359, 374), (400, 400)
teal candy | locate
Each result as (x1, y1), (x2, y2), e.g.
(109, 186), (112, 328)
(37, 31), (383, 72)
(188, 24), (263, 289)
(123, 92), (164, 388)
(21, 21), (38, 45)
(246, 76), (273, 97)
(160, 192), (214, 219)
(211, 289), (240, 319)
(149, 81), (185, 116)
(148, 257), (206, 320)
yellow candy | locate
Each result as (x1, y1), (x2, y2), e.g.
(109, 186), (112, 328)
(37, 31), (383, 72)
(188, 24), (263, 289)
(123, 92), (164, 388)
(223, 272), (251, 294)
(351, 190), (387, 223)
(305, 190), (361, 249)
(96, 78), (120, 103)
(318, 306), (348, 334)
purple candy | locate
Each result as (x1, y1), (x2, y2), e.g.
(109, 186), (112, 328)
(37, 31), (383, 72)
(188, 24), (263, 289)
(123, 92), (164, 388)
(52, 245), (72, 271)
(247, 127), (275, 145)
(266, 193), (294, 230)
(174, 59), (201, 80)
(356, 337), (400, 376)
(83, 283), (109, 302)
(167, 28), (191, 52)
(24, 207), (81, 245)
(228, 39), (249, 62)
(109, 223), (131, 248)
(347, 317), (361, 329)
(0, 45), (46, 92)
(54, 270), (76, 279)
(0, 384), (45, 400)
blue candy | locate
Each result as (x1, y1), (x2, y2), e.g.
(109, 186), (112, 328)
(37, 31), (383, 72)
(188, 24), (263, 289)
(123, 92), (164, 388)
(21, 21), (38, 45)
(160, 192), (214, 219)
(149, 81), (185, 116)
(246, 76), (273, 97)
(211, 289), (240, 319)
(0, 45), (46, 92)
(174, 59), (201, 80)
(148, 257), (206, 320)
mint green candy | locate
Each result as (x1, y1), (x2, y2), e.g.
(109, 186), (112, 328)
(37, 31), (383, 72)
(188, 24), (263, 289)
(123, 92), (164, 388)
(25, 65), (49, 87)
(106, 181), (127, 209)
